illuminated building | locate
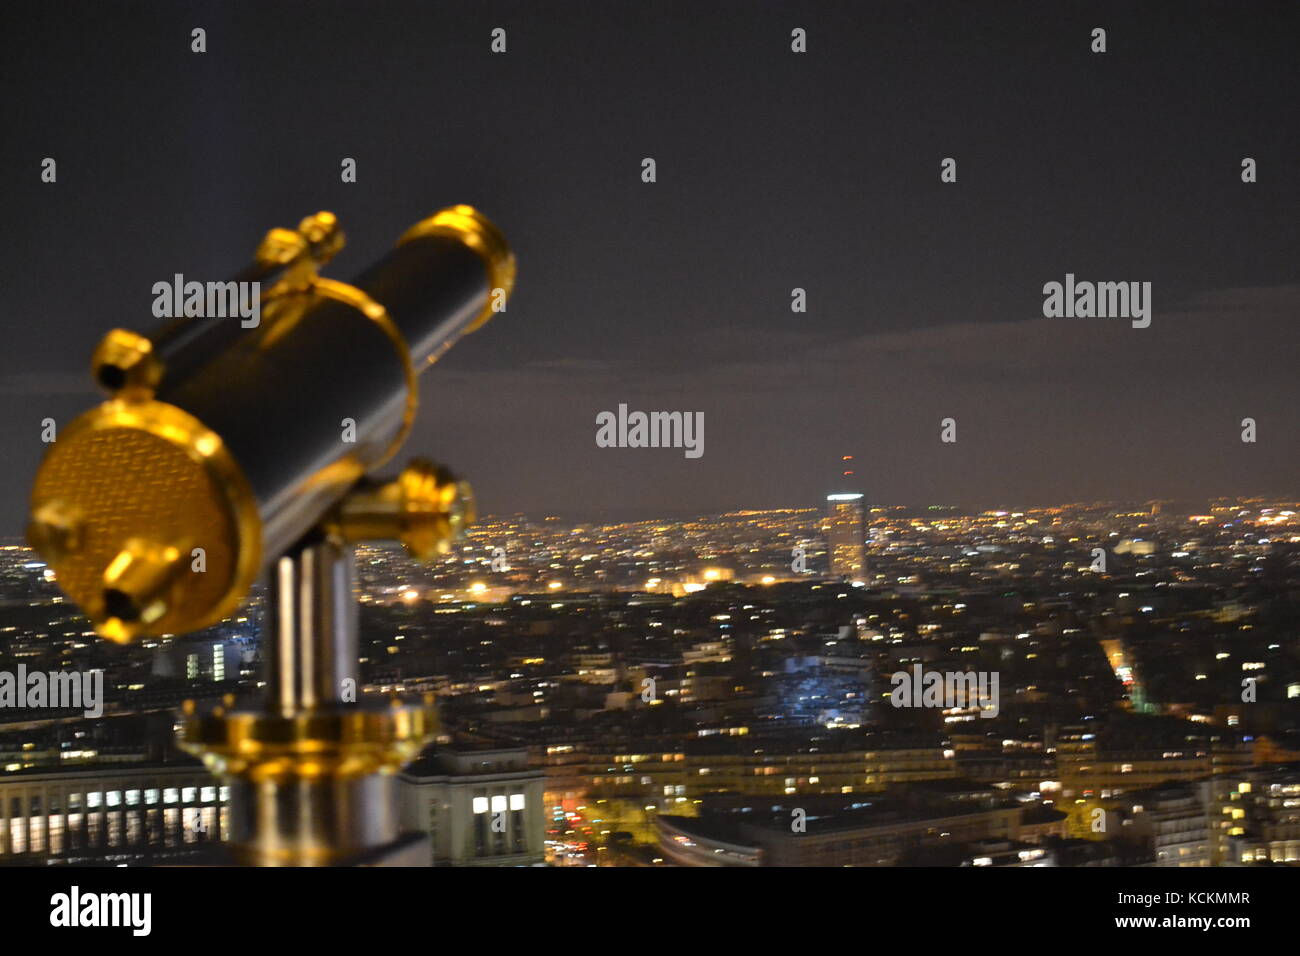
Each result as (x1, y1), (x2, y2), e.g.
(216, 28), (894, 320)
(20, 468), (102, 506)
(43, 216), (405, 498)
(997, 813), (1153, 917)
(151, 636), (246, 684)
(674, 566), (735, 596)
(658, 816), (760, 866)
(770, 654), (869, 727)
(1200, 767), (1300, 865)
(538, 731), (954, 807)
(0, 762), (224, 862)
(1116, 786), (1210, 866)
(825, 493), (865, 581)
(658, 794), (1022, 866)
(0, 743), (549, 868)
(959, 839), (1053, 867)
(400, 744), (546, 866)
(1054, 722), (1253, 799)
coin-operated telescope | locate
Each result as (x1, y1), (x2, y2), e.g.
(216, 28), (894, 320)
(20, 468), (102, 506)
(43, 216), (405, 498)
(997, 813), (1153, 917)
(28, 206), (515, 865)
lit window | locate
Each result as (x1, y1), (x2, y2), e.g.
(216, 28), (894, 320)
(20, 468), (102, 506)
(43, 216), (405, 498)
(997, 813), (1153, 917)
(472, 797), (489, 814)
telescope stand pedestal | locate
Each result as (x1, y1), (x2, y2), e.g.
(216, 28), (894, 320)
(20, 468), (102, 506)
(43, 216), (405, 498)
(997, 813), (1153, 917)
(182, 536), (438, 866)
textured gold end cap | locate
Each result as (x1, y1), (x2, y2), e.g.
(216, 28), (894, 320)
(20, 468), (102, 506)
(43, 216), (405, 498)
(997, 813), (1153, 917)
(28, 399), (262, 642)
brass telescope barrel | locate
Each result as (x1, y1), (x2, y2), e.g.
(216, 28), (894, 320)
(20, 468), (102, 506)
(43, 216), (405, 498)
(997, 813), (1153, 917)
(28, 205), (515, 642)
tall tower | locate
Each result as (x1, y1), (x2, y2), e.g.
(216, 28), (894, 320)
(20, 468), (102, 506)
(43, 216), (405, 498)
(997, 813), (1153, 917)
(826, 493), (865, 580)
(825, 457), (864, 580)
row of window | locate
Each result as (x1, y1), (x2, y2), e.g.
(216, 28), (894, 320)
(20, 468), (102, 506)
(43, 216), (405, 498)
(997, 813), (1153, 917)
(470, 791), (528, 858)
(2, 806), (225, 855)
(471, 794), (526, 813)
(1, 785), (226, 815)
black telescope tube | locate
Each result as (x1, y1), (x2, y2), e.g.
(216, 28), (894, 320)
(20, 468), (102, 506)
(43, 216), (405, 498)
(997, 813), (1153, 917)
(133, 259), (289, 390)
(147, 215), (502, 566)
(351, 231), (492, 367)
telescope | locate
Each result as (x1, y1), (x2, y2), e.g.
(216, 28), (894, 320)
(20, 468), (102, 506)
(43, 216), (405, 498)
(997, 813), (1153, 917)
(27, 205), (515, 865)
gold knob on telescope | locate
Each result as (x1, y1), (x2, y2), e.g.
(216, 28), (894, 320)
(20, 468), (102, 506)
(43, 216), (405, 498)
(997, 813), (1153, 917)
(27, 500), (84, 563)
(256, 211), (345, 290)
(92, 329), (163, 399)
(326, 459), (474, 560)
(100, 536), (189, 636)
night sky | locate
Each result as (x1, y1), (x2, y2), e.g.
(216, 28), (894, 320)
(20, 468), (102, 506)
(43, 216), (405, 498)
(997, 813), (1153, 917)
(3, 1), (1297, 531)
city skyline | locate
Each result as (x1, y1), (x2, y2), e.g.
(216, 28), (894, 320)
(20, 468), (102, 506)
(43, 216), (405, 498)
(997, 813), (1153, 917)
(1, 492), (1296, 870)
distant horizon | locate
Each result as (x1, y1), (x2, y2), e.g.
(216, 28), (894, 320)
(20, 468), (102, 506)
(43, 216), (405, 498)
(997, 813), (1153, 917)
(6, 491), (1295, 544)
(474, 492), (1299, 524)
